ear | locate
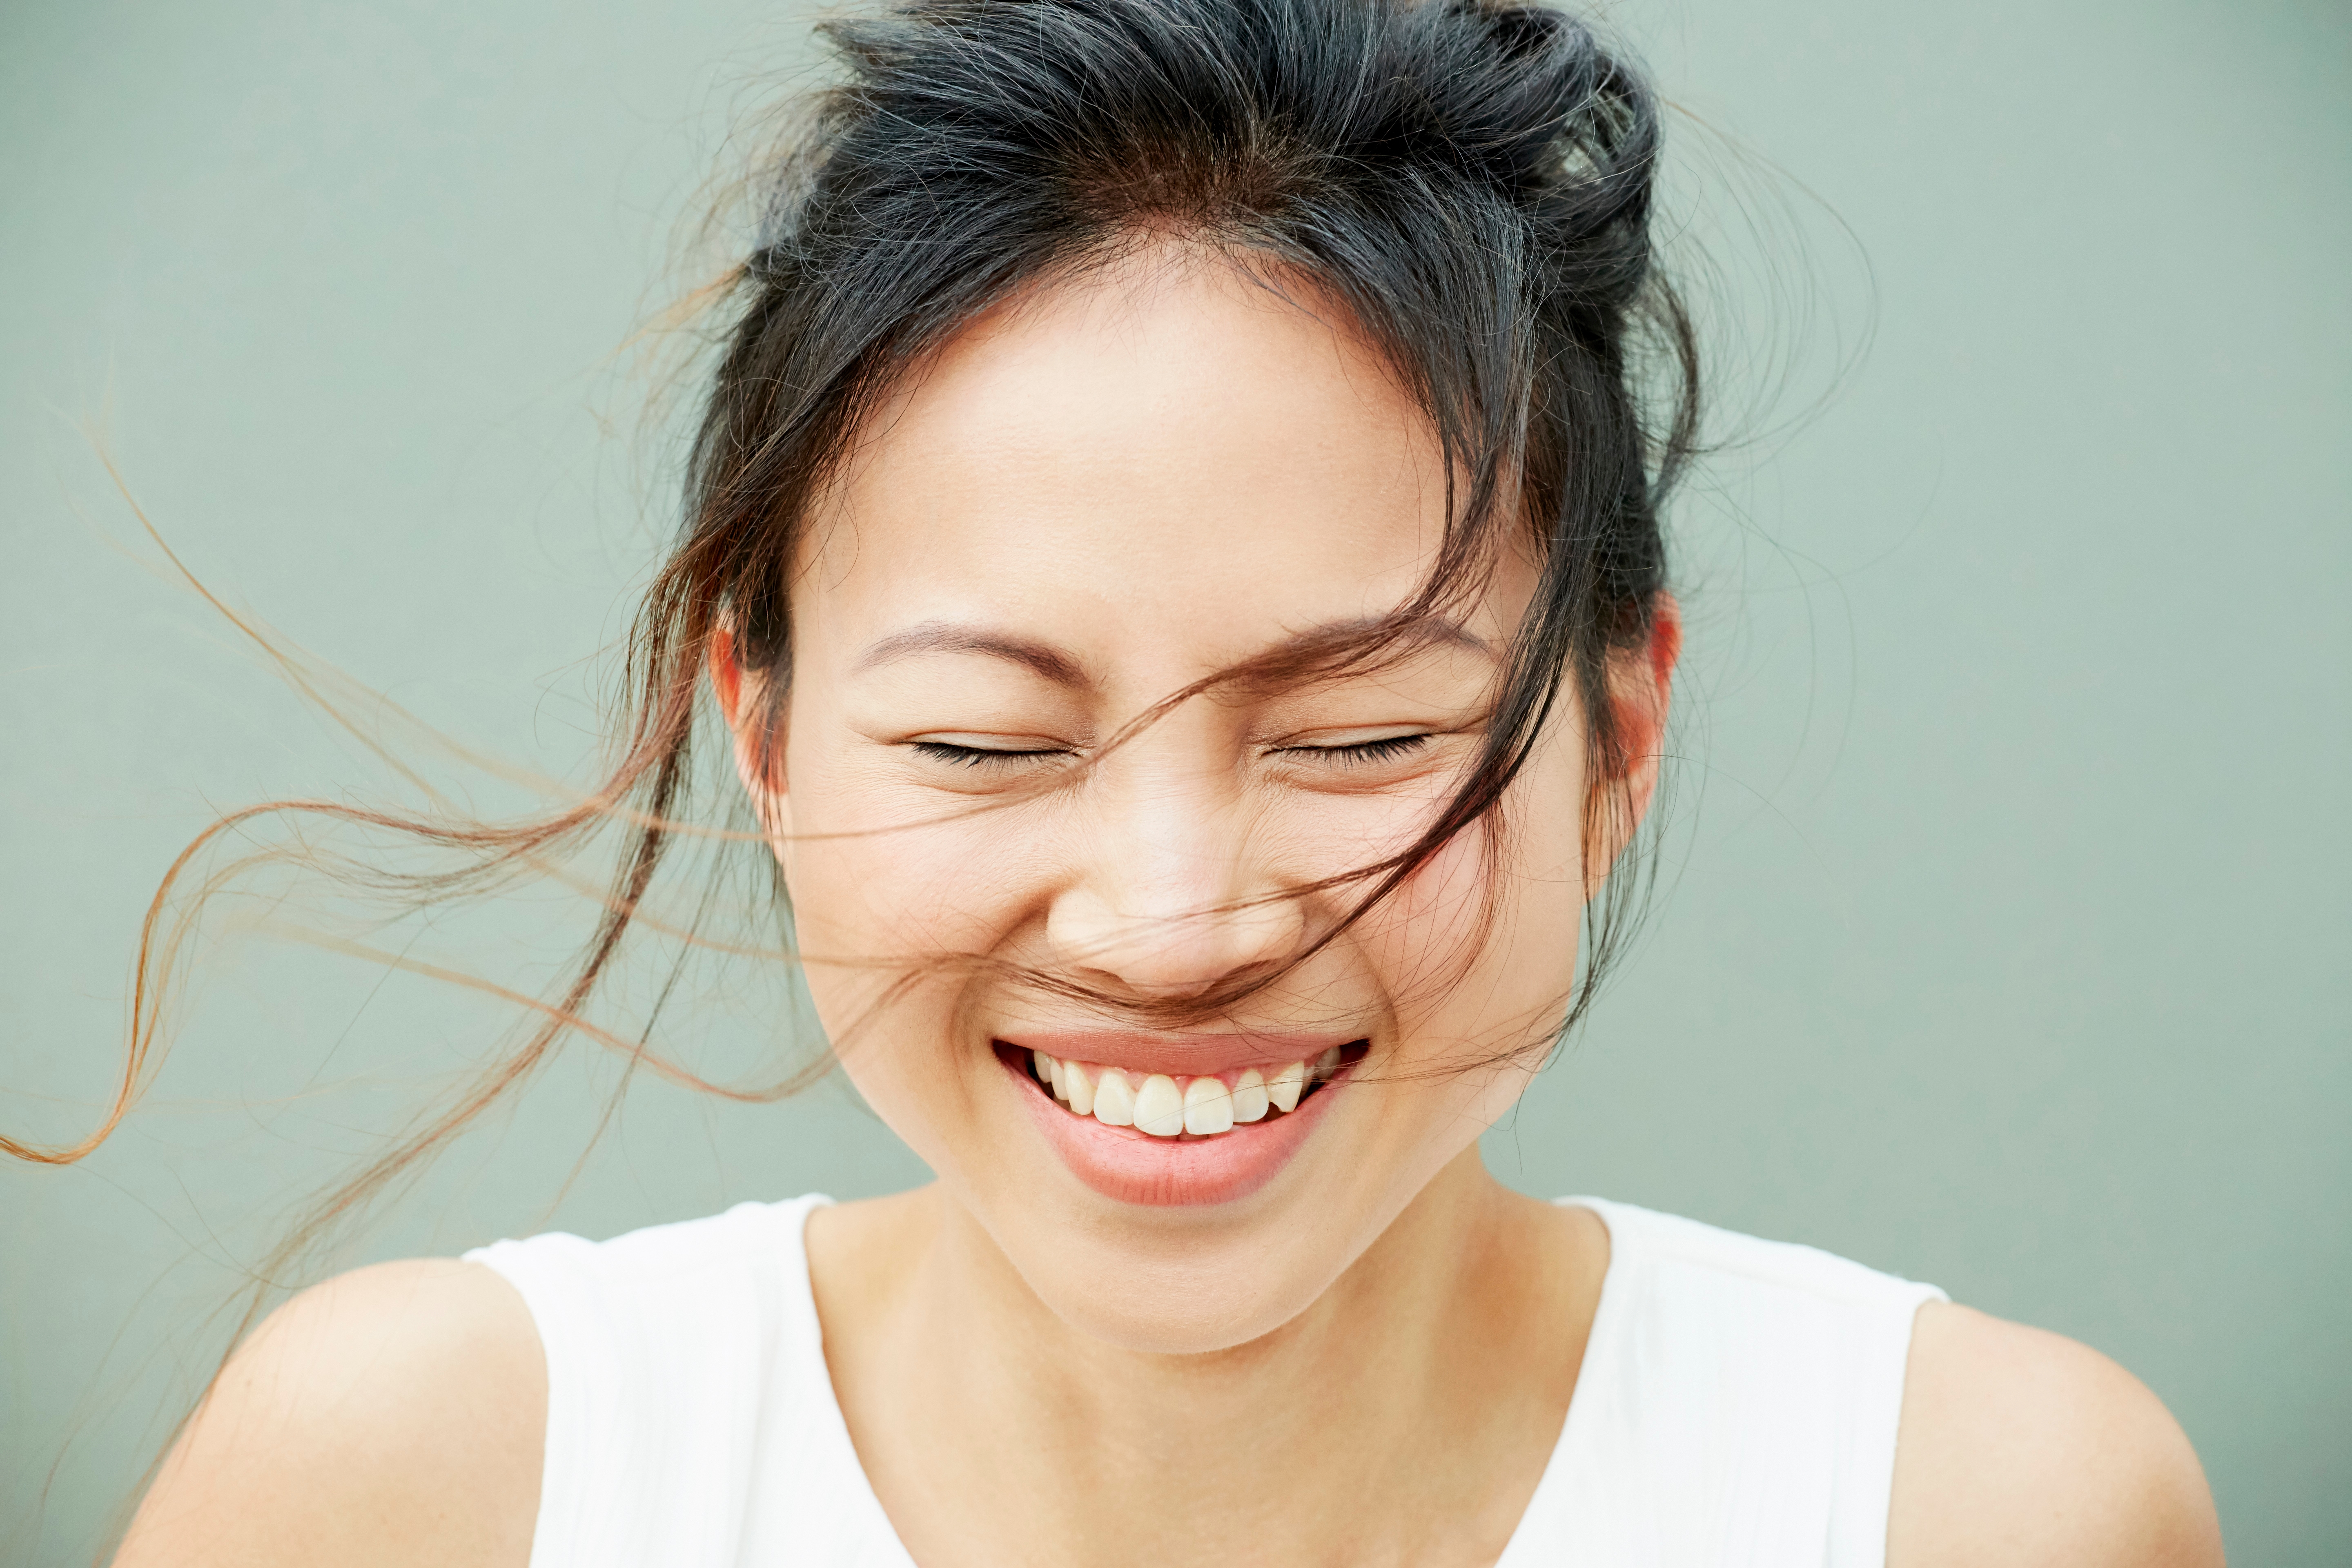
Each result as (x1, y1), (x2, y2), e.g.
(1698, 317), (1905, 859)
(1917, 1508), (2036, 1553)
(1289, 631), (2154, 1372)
(1617, 590), (1680, 822)
(1585, 592), (1680, 894)
(708, 628), (787, 828)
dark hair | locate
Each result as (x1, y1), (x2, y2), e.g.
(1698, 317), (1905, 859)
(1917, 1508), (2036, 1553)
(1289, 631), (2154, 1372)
(4, 8), (1697, 1540)
(682, 0), (1694, 1021)
(13, 0), (1694, 1206)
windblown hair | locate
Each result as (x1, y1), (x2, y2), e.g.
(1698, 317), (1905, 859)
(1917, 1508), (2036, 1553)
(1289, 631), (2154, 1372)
(682, 0), (1696, 1024)
(12, 0), (1695, 1241)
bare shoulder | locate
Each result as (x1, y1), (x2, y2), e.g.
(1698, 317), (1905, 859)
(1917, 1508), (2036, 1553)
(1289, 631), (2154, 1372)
(1888, 1301), (2224, 1568)
(114, 1258), (544, 1568)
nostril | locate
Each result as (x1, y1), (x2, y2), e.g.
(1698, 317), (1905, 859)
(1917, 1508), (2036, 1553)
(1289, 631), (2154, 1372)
(1045, 878), (1311, 994)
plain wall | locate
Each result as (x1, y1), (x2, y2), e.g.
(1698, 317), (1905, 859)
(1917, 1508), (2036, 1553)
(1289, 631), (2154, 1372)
(3, 1), (2345, 1562)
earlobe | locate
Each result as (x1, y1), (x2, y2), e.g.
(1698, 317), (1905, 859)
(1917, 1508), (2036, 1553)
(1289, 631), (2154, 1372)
(731, 720), (794, 853)
(1646, 592), (1683, 706)
(731, 726), (781, 817)
(1617, 592), (1680, 791)
(708, 627), (746, 726)
(1587, 595), (1680, 898)
(708, 629), (787, 822)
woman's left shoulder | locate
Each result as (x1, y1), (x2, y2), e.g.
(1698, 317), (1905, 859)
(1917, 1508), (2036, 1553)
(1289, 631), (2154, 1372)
(1888, 1302), (2225, 1567)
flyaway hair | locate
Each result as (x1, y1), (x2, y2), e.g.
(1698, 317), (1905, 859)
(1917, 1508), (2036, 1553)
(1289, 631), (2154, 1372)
(10, 0), (1695, 1395)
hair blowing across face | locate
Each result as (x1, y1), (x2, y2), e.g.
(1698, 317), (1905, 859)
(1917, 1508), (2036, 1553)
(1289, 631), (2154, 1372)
(12, 0), (1696, 1214)
(693, 0), (1696, 1004)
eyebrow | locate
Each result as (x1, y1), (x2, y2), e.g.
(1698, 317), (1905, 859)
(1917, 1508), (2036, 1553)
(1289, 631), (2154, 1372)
(854, 622), (1091, 687)
(851, 613), (1493, 689)
(1310, 614), (1493, 658)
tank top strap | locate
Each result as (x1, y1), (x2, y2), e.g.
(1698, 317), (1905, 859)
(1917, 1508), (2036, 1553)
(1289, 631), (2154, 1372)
(465, 1194), (913, 1568)
(1496, 1198), (1946, 1568)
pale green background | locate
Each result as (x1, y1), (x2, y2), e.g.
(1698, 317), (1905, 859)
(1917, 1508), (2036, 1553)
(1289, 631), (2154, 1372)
(3, 1), (2346, 1563)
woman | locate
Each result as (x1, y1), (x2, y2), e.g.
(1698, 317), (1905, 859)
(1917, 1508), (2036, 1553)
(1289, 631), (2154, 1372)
(92, 0), (2219, 1563)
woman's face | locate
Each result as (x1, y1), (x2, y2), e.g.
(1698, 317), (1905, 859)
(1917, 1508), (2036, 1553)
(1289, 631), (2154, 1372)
(738, 252), (1614, 1354)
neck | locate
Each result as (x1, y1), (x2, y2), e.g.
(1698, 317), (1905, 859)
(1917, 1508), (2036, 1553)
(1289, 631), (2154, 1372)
(812, 1150), (1604, 1568)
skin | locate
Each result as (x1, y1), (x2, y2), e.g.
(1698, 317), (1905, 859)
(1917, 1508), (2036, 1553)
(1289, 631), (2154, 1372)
(113, 249), (2224, 1568)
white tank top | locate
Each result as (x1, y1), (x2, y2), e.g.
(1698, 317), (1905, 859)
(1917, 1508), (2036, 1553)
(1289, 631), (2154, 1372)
(466, 1195), (1943, 1566)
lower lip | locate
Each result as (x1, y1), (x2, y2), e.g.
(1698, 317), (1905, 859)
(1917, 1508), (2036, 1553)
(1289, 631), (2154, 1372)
(1000, 1044), (1350, 1208)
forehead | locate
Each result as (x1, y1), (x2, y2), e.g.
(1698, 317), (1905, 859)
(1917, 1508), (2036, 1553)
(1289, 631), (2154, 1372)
(795, 249), (1469, 682)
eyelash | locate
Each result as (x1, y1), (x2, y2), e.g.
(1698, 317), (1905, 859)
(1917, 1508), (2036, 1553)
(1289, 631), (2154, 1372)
(910, 741), (1069, 769)
(908, 734), (1432, 770)
(1284, 734), (1432, 768)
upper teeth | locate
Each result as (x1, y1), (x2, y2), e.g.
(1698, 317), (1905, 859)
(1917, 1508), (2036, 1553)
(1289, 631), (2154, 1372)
(1029, 1047), (1345, 1138)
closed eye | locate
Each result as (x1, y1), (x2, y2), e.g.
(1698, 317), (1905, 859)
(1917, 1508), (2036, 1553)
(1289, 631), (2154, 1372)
(1277, 733), (1433, 768)
(910, 739), (1071, 768)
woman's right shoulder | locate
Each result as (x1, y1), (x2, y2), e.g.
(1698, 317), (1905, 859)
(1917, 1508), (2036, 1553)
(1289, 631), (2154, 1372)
(113, 1258), (545, 1568)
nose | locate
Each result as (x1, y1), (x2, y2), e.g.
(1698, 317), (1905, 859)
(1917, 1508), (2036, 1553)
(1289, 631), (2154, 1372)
(1044, 768), (1307, 998)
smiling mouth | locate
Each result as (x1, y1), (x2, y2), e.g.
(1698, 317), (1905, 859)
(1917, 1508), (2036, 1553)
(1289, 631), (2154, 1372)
(1000, 1040), (1367, 1137)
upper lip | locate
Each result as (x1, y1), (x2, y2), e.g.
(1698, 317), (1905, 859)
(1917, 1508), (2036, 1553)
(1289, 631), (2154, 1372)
(995, 1029), (1362, 1078)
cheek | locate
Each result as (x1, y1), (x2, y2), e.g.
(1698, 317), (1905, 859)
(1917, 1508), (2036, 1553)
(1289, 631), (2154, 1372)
(779, 800), (1023, 1180)
(786, 813), (1005, 952)
(1349, 751), (1590, 1055)
(783, 811), (1037, 1059)
(1342, 820), (1510, 1051)
(769, 737), (1051, 1126)
(777, 692), (1047, 962)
